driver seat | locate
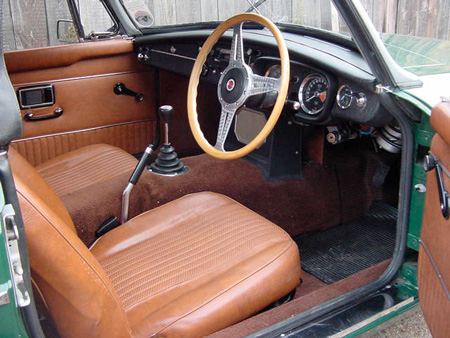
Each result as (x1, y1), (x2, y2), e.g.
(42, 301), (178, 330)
(9, 148), (301, 338)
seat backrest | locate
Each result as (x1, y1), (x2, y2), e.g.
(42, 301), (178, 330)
(8, 147), (132, 338)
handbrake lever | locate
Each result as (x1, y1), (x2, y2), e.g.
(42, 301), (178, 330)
(121, 142), (158, 223)
(121, 109), (161, 223)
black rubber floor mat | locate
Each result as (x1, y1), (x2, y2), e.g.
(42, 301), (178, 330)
(294, 201), (397, 284)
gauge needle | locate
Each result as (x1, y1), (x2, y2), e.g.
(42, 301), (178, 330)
(307, 91), (327, 103)
(306, 92), (319, 102)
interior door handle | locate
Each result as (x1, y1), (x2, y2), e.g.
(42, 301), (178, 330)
(424, 154), (450, 219)
(114, 83), (144, 101)
(24, 108), (64, 121)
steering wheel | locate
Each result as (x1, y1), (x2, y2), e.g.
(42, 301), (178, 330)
(187, 13), (290, 160)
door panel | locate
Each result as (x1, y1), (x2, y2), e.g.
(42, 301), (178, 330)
(419, 101), (450, 338)
(5, 39), (156, 166)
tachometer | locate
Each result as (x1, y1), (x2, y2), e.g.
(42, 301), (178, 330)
(264, 64), (282, 78)
(299, 74), (329, 115)
(258, 64), (282, 109)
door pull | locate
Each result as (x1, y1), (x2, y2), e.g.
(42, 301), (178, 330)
(24, 107), (64, 121)
(424, 154), (450, 219)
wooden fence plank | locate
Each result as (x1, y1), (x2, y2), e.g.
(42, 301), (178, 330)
(319, 0), (332, 31)
(153, 0), (176, 26)
(217, 0), (246, 21)
(2, 0), (17, 51)
(385, 0), (398, 33)
(269, 0), (292, 23)
(200, 0), (218, 22)
(9, 0), (49, 49)
(78, 0), (114, 34)
(371, 0), (388, 33)
(396, 0), (414, 36)
(3, 0), (450, 52)
(176, 0), (201, 24)
(145, 0), (155, 18)
(435, 0), (450, 40)
(415, 0), (430, 38)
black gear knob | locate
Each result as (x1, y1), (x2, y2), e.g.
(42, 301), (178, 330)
(159, 105), (173, 124)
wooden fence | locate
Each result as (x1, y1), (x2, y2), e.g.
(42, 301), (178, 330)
(3, 0), (450, 52)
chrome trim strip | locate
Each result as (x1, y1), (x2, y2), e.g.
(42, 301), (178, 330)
(11, 119), (155, 143)
(419, 239), (450, 301)
(151, 49), (197, 62)
(121, 183), (134, 224)
(18, 84), (55, 109)
(329, 297), (415, 338)
(12, 70), (153, 88)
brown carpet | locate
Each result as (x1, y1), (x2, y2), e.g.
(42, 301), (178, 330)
(62, 149), (379, 245)
(131, 154), (342, 235)
(208, 260), (391, 338)
(296, 271), (327, 299)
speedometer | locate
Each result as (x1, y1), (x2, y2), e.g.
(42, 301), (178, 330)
(299, 74), (329, 115)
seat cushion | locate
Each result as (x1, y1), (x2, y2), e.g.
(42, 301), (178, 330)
(90, 192), (301, 338)
(36, 144), (137, 196)
(34, 144), (138, 244)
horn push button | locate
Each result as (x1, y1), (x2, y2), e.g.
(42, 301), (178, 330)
(220, 68), (246, 104)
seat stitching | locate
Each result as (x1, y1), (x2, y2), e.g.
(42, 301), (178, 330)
(106, 208), (288, 310)
(110, 220), (265, 286)
(154, 241), (295, 337)
(40, 154), (134, 180)
(102, 208), (262, 273)
(100, 208), (234, 269)
(99, 201), (242, 268)
(115, 221), (275, 305)
(38, 150), (127, 176)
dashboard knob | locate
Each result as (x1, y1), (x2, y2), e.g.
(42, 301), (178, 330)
(356, 93), (366, 108)
(326, 131), (340, 145)
(285, 100), (300, 111)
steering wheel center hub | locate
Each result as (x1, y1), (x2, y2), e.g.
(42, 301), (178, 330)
(218, 65), (250, 105)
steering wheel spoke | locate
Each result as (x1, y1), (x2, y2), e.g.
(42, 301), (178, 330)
(230, 23), (245, 64)
(215, 106), (238, 151)
(250, 74), (280, 96)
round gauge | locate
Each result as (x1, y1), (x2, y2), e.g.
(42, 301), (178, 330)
(337, 85), (354, 109)
(299, 74), (329, 115)
(264, 64), (282, 78)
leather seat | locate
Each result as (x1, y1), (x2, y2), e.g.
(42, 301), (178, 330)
(10, 145), (140, 244)
(9, 149), (301, 338)
(33, 144), (138, 197)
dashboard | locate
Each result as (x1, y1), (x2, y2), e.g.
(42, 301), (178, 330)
(134, 28), (393, 128)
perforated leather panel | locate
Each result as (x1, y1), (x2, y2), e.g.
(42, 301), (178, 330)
(11, 120), (154, 166)
(99, 203), (290, 310)
(36, 144), (137, 196)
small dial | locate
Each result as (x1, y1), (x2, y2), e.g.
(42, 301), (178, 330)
(337, 85), (354, 109)
(264, 64), (282, 78)
(299, 74), (329, 115)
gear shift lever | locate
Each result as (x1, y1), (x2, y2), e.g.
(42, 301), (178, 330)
(149, 105), (188, 176)
(160, 105), (173, 145)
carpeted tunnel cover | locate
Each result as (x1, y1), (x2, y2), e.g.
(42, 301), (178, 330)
(294, 201), (397, 284)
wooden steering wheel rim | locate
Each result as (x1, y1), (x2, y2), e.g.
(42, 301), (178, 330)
(187, 13), (290, 160)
